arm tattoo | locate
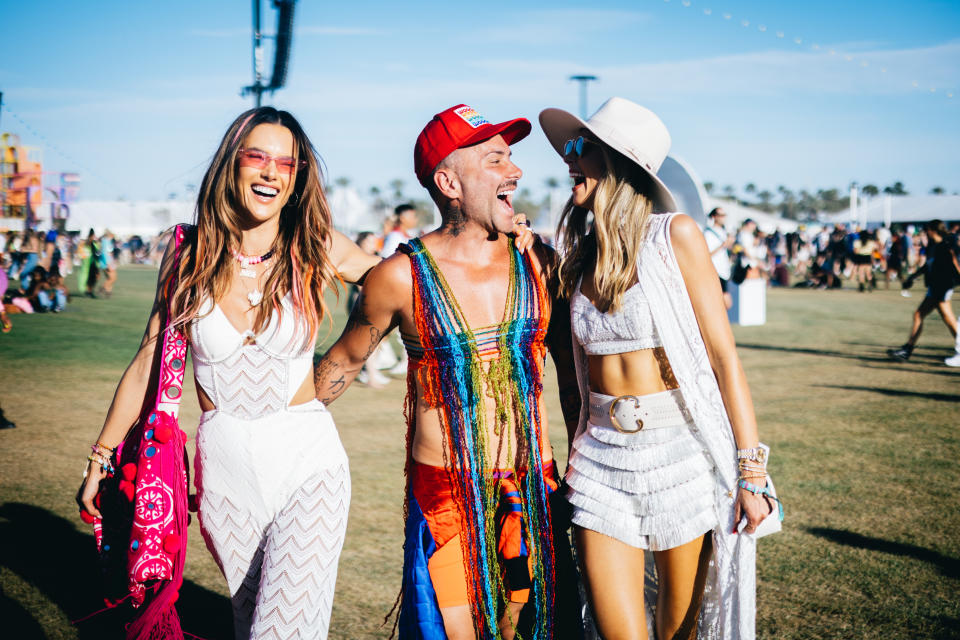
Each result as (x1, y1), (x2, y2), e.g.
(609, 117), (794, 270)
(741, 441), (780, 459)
(344, 293), (384, 359)
(314, 357), (344, 404)
(343, 292), (373, 333)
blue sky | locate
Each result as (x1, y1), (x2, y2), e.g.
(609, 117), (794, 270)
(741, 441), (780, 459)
(2, 0), (958, 203)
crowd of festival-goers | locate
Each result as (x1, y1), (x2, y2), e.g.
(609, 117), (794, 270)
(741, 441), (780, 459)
(705, 211), (959, 293)
(0, 227), (167, 331)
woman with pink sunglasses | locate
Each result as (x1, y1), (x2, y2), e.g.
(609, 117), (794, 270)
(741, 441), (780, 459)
(78, 107), (379, 639)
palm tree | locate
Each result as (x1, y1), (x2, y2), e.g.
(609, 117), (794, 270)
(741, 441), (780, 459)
(744, 183), (757, 196)
(930, 186), (945, 195)
(861, 184), (879, 198)
(389, 179), (405, 201)
(757, 190), (773, 212)
(883, 181), (907, 195)
(545, 177), (560, 189)
(723, 184), (736, 200)
(703, 181), (714, 195)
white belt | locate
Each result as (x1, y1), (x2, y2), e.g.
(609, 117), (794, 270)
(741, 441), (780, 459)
(588, 389), (689, 434)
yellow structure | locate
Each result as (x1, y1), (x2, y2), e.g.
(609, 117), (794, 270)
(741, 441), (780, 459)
(1, 133), (43, 219)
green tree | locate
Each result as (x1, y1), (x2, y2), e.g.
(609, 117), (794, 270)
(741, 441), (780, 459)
(930, 186), (945, 195)
(757, 190), (773, 212)
(389, 179), (405, 201)
(883, 181), (907, 195)
(861, 184), (879, 197)
(703, 181), (714, 195)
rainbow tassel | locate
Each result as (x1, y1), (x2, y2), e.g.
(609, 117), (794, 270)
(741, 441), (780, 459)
(402, 238), (554, 640)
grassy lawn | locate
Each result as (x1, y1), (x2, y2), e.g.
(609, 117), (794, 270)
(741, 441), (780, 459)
(1, 267), (958, 639)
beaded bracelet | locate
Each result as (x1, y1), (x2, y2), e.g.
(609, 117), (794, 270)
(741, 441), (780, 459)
(87, 453), (115, 475)
(737, 479), (784, 521)
(91, 444), (114, 458)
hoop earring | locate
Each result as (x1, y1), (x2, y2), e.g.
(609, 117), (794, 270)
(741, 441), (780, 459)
(286, 192), (300, 207)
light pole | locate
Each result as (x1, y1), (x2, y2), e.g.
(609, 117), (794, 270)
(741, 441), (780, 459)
(569, 75), (598, 119)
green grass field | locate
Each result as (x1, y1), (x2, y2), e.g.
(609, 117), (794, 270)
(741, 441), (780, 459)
(1, 266), (958, 639)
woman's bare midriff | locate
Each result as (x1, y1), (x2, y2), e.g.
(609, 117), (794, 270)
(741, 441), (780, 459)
(195, 372), (317, 412)
(587, 347), (678, 397)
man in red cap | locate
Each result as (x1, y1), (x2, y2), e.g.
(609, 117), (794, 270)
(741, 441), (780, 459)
(314, 104), (580, 639)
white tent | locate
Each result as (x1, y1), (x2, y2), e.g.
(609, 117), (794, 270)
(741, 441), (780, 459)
(67, 200), (194, 237)
(327, 186), (382, 238)
(827, 194), (960, 228)
(703, 198), (801, 234)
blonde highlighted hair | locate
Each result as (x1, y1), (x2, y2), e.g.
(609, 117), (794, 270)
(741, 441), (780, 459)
(556, 141), (657, 312)
(162, 107), (339, 349)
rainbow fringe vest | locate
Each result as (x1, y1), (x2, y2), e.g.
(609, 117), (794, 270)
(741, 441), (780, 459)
(399, 237), (555, 640)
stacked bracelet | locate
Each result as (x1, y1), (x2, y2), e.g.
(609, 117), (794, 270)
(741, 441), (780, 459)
(736, 444), (768, 465)
(737, 443), (769, 482)
(737, 479), (784, 521)
(86, 441), (116, 475)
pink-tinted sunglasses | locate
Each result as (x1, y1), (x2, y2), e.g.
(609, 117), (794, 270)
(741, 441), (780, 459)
(237, 148), (307, 175)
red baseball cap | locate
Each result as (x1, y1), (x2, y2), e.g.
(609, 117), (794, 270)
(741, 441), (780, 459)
(414, 104), (531, 186)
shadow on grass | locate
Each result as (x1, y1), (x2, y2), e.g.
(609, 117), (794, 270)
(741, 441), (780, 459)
(808, 527), (960, 578)
(814, 384), (960, 403)
(735, 342), (893, 364)
(0, 502), (233, 639)
(862, 363), (960, 378)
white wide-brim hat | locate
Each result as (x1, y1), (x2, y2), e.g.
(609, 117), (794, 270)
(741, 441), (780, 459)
(539, 97), (678, 213)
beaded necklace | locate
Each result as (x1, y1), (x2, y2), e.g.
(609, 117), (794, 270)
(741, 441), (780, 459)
(402, 237), (553, 639)
(232, 248), (275, 306)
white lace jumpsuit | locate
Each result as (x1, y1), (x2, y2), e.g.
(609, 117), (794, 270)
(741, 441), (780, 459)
(190, 295), (350, 639)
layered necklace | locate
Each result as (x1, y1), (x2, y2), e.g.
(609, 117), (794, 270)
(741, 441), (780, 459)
(233, 248), (275, 306)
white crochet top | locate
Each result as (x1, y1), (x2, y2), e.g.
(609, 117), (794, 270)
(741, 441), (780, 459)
(190, 293), (314, 420)
(571, 280), (660, 354)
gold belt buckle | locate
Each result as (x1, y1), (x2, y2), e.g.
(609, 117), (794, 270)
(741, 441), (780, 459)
(609, 395), (644, 433)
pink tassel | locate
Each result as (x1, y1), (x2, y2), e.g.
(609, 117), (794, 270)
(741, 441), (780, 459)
(125, 418), (188, 640)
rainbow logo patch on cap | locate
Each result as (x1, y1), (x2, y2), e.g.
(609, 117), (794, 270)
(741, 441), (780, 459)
(454, 105), (489, 129)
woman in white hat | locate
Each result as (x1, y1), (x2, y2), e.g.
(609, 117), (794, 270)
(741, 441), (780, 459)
(540, 97), (777, 639)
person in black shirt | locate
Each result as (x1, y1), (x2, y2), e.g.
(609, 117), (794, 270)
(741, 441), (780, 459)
(888, 220), (960, 361)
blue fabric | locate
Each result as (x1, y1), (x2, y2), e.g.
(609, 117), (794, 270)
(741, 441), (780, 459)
(399, 496), (446, 640)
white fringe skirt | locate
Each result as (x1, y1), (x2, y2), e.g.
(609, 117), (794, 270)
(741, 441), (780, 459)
(566, 388), (719, 551)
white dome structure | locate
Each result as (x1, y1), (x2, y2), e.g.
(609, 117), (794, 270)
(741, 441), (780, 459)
(657, 155), (709, 225)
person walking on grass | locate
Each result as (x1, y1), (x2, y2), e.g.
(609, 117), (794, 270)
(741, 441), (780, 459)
(539, 97), (774, 639)
(78, 106), (382, 639)
(313, 103), (578, 640)
(888, 220), (960, 363)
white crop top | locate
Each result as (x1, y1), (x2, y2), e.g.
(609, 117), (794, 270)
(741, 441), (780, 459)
(571, 279), (661, 355)
(190, 293), (315, 420)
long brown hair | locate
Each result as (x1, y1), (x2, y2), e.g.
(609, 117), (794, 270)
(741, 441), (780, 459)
(556, 142), (656, 312)
(165, 107), (338, 349)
